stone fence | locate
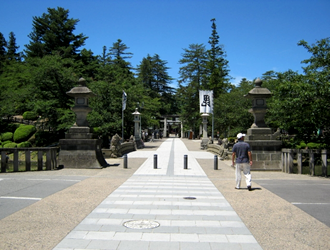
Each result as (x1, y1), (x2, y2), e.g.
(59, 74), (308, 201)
(281, 149), (328, 176)
(0, 147), (58, 173)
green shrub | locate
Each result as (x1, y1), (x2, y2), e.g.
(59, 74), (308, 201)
(23, 111), (38, 120)
(17, 141), (32, 148)
(1, 132), (13, 141)
(307, 142), (325, 149)
(296, 142), (307, 149)
(13, 125), (37, 143)
(3, 142), (17, 148)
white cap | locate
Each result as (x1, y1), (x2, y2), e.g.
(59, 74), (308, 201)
(237, 133), (246, 139)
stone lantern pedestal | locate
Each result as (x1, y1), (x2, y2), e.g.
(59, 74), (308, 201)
(59, 78), (108, 169)
(244, 78), (282, 170)
(200, 113), (209, 149)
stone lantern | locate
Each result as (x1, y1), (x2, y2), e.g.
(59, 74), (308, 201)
(132, 108), (144, 149)
(244, 78), (282, 170)
(59, 78), (108, 169)
(66, 77), (95, 127)
(132, 108), (141, 140)
(245, 78), (271, 128)
(200, 113), (209, 149)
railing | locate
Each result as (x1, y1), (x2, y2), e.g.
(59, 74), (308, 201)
(0, 147), (58, 173)
(281, 149), (328, 176)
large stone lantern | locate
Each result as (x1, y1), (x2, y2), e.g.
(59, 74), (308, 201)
(244, 78), (282, 170)
(132, 108), (141, 140)
(59, 78), (108, 169)
(245, 78), (271, 128)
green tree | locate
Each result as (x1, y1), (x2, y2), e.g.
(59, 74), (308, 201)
(214, 78), (254, 137)
(0, 32), (6, 74)
(206, 18), (231, 96)
(177, 44), (208, 136)
(136, 54), (176, 115)
(25, 7), (88, 59)
(0, 60), (33, 118)
(28, 55), (76, 131)
(7, 32), (21, 61)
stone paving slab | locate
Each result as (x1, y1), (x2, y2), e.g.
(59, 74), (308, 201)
(54, 138), (262, 249)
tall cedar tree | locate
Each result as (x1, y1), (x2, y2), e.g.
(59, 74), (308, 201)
(177, 44), (208, 135)
(25, 7), (88, 59)
(206, 18), (230, 97)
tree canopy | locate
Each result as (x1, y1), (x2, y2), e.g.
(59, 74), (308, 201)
(0, 6), (329, 148)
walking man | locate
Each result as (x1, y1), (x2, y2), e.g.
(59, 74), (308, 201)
(232, 133), (253, 191)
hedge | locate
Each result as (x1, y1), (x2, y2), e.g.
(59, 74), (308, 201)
(1, 132), (13, 141)
(13, 125), (37, 143)
(17, 141), (32, 148)
(23, 111), (38, 120)
(3, 142), (17, 148)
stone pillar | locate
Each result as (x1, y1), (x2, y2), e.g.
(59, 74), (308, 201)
(181, 122), (184, 138)
(200, 113), (209, 149)
(164, 117), (167, 137)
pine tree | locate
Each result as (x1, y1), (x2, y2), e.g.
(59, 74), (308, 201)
(206, 18), (230, 96)
(7, 32), (21, 61)
(25, 7), (88, 58)
(0, 32), (6, 73)
(136, 54), (176, 115)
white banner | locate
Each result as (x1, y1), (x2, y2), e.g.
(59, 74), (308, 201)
(122, 91), (127, 111)
(199, 90), (213, 114)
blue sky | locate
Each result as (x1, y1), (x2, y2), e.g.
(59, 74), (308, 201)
(1, 0), (329, 87)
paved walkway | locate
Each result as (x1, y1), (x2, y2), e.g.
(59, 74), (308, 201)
(54, 138), (262, 249)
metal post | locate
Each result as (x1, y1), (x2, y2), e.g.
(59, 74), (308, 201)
(184, 155), (188, 169)
(123, 154), (128, 169)
(214, 155), (218, 170)
(154, 154), (157, 169)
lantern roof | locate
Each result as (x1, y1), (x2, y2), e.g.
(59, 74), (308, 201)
(245, 78), (271, 98)
(66, 78), (96, 97)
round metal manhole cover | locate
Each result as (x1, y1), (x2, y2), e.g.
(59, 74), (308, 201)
(123, 220), (160, 229)
(184, 197), (196, 200)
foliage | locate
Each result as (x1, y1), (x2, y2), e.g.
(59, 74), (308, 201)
(136, 54), (176, 115)
(27, 55), (76, 131)
(34, 131), (60, 146)
(17, 141), (32, 148)
(206, 18), (231, 96)
(25, 7), (88, 58)
(13, 125), (36, 143)
(215, 78), (254, 137)
(3, 142), (17, 148)
(264, 38), (330, 147)
(1, 132), (13, 141)
(23, 111), (38, 120)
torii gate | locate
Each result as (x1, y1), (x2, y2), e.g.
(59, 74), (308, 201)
(160, 115), (183, 138)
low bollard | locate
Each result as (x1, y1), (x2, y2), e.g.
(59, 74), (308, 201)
(184, 155), (188, 169)
(214, 155), (218, 170)
(154, 154), (157, 169)
(123, 154), (128, 169)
